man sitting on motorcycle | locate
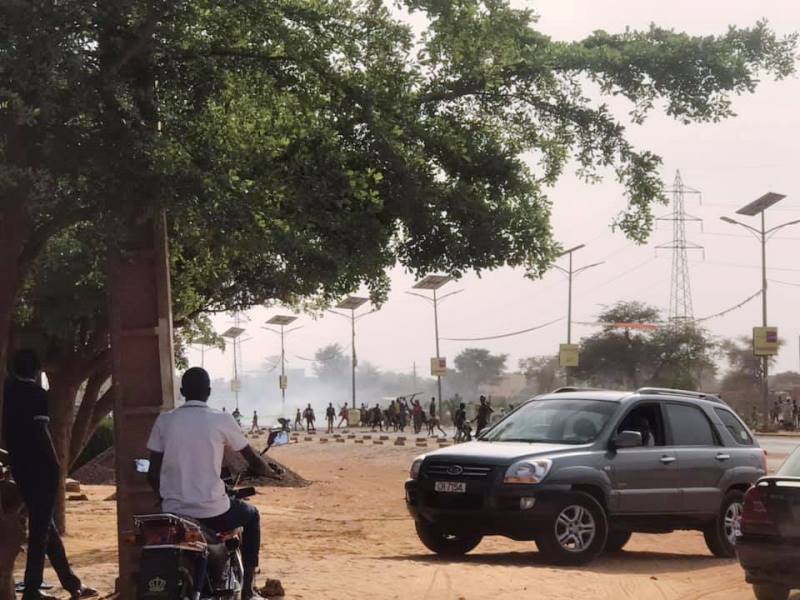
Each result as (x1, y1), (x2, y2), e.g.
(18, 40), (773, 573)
(146, 367), (276, 600)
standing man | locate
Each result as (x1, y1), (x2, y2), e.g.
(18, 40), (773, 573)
(475, 395), (493, 436)
(2, 350), (96, 600)
(325, 402), (336, 434)
(454, 402), (467, 442)
(303, 403), (316, 433)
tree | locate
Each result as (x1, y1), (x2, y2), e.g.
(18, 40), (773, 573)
(2, 0), (796, 419)
(453, 348), (508, 393)
(312, 344), (351, 384)
(719, 337), (776, 393)
(519, 355), (561, 395)
(574, 302), (716, 390)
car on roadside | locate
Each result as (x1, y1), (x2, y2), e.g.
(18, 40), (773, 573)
(736, 446), (800, 600)
(405, 387), (766, 565)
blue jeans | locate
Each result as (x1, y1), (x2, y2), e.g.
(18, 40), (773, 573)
(198, 499), (260, 569)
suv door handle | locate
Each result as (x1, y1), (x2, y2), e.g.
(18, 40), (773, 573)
(715, 453), (731, 461)
(660, 456), (676, 464)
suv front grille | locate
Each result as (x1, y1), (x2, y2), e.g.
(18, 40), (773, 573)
(424, 463), (494, 479)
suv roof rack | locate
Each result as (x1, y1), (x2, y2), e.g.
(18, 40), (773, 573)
(551, 386), (607, 394)
(635, 387), (724, 403)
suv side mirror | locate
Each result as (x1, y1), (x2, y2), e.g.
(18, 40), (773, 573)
(613, 430), (643, 449)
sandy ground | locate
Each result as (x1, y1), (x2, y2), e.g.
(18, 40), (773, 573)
(15, 434), (800, 600)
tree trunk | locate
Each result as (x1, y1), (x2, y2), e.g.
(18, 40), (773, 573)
(69, 366), (110, 470)
(46, 372), (80, 535)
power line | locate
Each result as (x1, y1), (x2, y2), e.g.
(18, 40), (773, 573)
(770, 278), (800, 288)
(440, 317), (564, 342)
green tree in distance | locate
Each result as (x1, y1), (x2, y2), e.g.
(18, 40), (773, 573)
(574, 302), (716, 390)
(453, 347), (509, 393)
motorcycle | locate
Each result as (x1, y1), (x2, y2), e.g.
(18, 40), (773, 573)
(134, 431), (287, 600)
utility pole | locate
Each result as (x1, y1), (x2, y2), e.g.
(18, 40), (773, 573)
(720, 192), (798, 420)
(222, 319), (246, 411)
(552, 245), (603, 384)
(412, 361), (417, 392)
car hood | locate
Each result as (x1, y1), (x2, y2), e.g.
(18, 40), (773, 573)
(422, 441), (583, 463)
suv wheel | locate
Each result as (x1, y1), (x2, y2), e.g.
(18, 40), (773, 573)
(703, 489), (744, 558)
(752, 584), (789, 600)
(604, 529), (632, 553)
(536, 492), (608, 565)
(414, 520), (482, 556)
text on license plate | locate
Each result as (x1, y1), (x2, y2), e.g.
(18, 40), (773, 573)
(435, 481), (466, 493)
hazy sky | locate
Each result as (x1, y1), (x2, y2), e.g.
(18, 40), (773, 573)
(199, 1), (800, 405)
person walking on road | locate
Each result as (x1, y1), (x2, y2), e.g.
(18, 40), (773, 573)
(454, 402), (468, 442)
(337, 404), (349, 428)
(294, 408), (303, 431)
(249, 410), (260, 434)
(326, 403), (336, 434)
(2, 350), (97, 600)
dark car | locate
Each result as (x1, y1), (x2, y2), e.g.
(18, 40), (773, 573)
(736, 447), (800, 600)
(405, 387), (766, 564)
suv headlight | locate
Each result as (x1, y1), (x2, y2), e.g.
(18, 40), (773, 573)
(504, 458), (552, 484)
(409, 458), (425, 480)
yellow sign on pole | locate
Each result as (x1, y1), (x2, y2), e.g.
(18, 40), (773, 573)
(278, 375), (288, 390)
(753, 326), (779, 356)
(430, 357), (448, 377)
(559, 344), (579, 368)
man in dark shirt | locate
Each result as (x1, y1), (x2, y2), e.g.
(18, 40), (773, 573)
(475, 395), (493, 435)
(2, 350), (96, 600)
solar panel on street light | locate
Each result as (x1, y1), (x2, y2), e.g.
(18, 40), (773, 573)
(221, 326), (245, 339)
(266, 315), (297, 326)
(412, 274), (451, 290)
(557, 243), (586, 257)
(736, 192), (787, 216)
(336, 296), (369, 310)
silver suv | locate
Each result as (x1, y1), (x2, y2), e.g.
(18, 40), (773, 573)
(405, 388), (766, 565)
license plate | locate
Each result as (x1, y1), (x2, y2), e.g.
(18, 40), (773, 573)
(435, 481), (466, 493)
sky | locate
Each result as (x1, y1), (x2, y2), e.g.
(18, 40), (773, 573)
(197, 0), (800, 407)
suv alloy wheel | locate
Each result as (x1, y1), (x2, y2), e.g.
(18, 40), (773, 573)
(703, 489), (745, 557)
(536, 492), (609, 565)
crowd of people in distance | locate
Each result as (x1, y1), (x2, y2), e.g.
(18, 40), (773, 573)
(769, 394), (799, 430)
(358, 396), (448, 437)
(231, 395), (510, 441)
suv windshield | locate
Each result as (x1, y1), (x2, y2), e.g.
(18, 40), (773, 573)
(479, 399), (618, 444)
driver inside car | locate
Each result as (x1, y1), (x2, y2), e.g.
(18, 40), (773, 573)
(146, 367), (274, 600)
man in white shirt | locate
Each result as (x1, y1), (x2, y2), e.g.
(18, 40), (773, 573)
(146, 368), (275, 600)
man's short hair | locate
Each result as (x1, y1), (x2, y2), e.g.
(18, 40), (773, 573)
(13, 349), (41, 379)
(181, 367), (211, 401)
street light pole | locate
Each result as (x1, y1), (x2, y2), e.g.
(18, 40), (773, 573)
(433, 287), (443, 414)
(720, 192), (797, 421)
(408, 275), (462, 419)
(351, 307), (357, 410)
(332, 296), (372, 409)
(265, 315), (299, 411)
(553, 245), (603, 385)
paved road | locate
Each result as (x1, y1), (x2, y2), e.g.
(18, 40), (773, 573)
(757, 434), (799, 471)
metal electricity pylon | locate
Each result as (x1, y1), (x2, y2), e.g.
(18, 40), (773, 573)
(656, 171), (703, 327)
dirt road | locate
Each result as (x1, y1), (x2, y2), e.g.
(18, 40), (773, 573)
(17, 437), (795, 599)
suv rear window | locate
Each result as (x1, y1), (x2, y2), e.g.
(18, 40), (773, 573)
(665, 403), (717, 446)
(714, 408), (753, 445)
